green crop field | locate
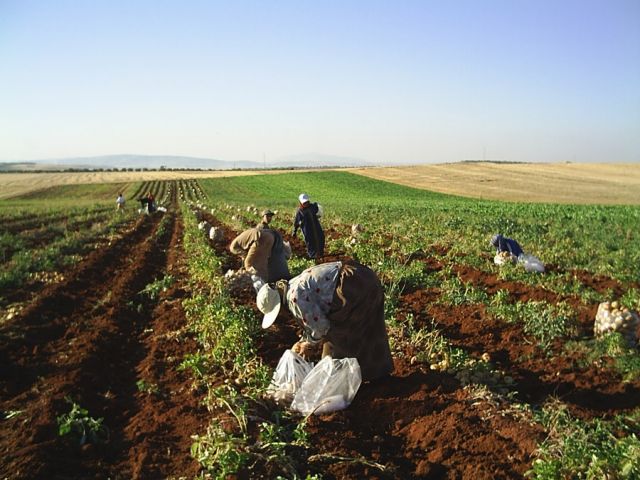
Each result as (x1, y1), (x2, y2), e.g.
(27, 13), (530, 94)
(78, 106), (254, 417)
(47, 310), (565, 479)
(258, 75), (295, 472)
(1, 172), (639, 479)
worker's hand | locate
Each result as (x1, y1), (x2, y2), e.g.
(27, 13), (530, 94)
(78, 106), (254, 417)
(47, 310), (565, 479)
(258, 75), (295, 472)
(292, 341), (321, 361)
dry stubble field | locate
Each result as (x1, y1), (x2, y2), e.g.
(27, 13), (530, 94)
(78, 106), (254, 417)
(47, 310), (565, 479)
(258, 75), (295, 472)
(350, 162), (640, 204)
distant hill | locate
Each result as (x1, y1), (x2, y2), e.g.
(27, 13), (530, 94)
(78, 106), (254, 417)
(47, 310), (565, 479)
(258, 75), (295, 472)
(0, 153), (374, 171)
(0, 155), (260, 171)
(269, 153), (373, 168)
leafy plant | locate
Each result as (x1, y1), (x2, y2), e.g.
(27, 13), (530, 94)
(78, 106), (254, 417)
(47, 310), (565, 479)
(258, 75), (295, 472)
(140, 274), (175, 300)
(136, 379), (159, 394)
(529, 401), (640, 479)
(57, 398), (109, 445)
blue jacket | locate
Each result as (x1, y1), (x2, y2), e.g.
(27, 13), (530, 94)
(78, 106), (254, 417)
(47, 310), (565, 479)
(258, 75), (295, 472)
(491, 234), (523, 257)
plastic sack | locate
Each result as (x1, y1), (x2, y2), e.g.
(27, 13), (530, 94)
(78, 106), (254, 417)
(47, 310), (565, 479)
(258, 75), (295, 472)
(157, 206), (167, 213)
(267, 350), (315, 404)
(291, 356), (361, 415)
(518, 254), (545, 273)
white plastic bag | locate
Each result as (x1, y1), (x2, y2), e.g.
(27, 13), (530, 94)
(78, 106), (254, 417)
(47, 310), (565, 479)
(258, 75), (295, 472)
(519, 254), (545, 273)
(291, 356), (362, 415)
(267, 350), (315, 403)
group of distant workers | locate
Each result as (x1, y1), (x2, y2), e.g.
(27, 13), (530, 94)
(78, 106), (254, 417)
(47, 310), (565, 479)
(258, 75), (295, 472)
(115, 192), (156, 213)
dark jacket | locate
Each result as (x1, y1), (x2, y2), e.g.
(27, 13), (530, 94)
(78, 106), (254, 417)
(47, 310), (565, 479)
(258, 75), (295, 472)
(293, 203), (325, 259)
(266, 228), (291, 282)
(491, 234), (524, 257)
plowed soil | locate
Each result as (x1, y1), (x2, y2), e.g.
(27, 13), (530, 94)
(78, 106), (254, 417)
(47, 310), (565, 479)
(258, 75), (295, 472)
(2, 197), (638, 480)
(1, 185), (205, 479)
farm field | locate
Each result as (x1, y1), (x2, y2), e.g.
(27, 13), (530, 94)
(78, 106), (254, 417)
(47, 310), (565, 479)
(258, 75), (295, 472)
(350, 162), (640, 205)
(0, 170), (309, 200)
(3, 162), (640, 205)
(1, 171), (639, 479)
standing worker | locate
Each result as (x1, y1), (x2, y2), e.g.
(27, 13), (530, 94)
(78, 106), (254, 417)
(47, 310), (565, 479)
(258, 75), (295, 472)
(256, 260), (394, 381)
(146, 192), (156, 213)
(292, 193), (324, 259)
(116, 192), (126, 212)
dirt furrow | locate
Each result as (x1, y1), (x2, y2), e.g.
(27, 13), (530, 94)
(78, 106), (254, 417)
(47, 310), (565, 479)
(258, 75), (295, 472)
(1, 187), (204, 478)
(399, 286), (640, 419)
(0, 212), (166, 477)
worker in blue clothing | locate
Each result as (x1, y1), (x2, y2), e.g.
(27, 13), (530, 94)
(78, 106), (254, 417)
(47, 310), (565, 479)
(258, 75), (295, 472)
(292, 193), (325, 259)
(490, 234), (524, 258)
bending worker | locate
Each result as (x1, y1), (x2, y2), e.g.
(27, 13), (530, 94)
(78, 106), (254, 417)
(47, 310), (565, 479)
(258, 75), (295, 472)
(230, 226), (290, 284)
(256, 260), (394, 381)
(490, 233), (524, 258)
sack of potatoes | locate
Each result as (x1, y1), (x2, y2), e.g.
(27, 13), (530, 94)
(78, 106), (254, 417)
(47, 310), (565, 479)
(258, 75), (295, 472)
(494, 251), (517, 266)
(594, 301), (639, 345)
(223, 268), (255, 296)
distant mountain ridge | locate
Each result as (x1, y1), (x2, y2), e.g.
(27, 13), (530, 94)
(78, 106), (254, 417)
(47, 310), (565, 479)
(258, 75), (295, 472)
(0, 153), (374, 171)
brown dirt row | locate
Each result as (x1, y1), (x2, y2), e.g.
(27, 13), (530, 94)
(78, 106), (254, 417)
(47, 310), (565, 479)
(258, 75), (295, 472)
(0, 213), (140, 310)
(0, 184), (204, 479)
(395, 252), (640, 417)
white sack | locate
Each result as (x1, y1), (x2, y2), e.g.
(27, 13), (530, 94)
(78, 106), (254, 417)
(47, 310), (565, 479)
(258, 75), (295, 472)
(519, 254), (545, 273)
(291, 356), (361, 415)
(267, 350), (315, 404)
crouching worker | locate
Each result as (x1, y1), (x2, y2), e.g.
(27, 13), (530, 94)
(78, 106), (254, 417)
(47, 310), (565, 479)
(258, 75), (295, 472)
(256, 260), (394, 381)
(230, 227), (290, 287)
(491, 233), (545, 273)
(491, 233), (523, 258)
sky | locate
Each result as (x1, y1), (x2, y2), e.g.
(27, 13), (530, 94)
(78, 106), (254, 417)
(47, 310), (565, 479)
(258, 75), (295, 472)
(1, 0), (639, 164)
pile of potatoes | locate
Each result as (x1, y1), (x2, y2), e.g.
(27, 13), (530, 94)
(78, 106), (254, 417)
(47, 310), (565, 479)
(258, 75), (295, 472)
(494, 251), (517, 266)
(594, 301), (639, 345)
(224, 269), (255, 297)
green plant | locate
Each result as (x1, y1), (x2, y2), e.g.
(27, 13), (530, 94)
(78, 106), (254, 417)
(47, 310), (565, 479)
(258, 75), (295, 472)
(191, 422), (250, 479)
(438, 275), (488, 306)
(528, 401), (640, 479)
(489, 296), (577, 350)
(178, 351), (209, 378)
(140, 274), (175, 300)
(57, 398), (109, 445)
(567, 333), (640, 383)
(136, 379), (159, 394)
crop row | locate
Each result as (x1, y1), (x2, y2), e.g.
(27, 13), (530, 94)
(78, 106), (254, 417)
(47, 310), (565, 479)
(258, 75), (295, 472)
(186, 173), (640, 479)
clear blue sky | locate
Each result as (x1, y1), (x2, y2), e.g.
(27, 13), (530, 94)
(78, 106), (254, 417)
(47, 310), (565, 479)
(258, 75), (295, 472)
(1, 0), (638, 164)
